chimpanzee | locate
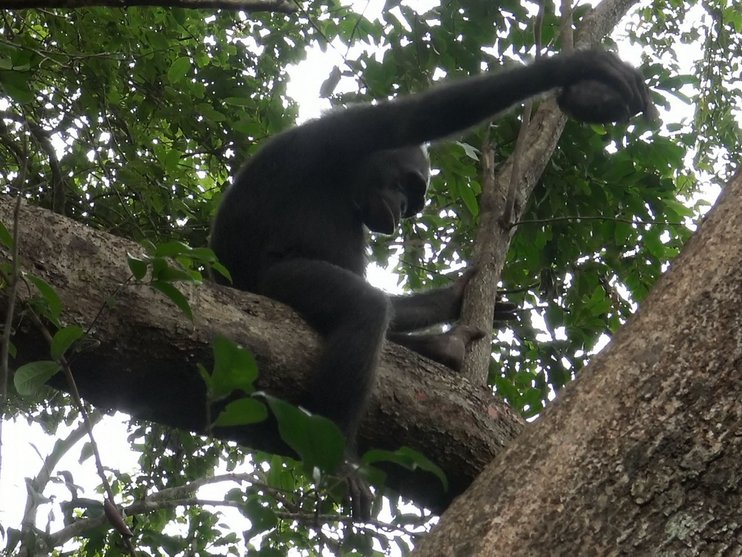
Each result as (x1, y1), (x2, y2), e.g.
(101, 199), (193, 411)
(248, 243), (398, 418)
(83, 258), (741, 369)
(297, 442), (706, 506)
(211, 49), (653, 517)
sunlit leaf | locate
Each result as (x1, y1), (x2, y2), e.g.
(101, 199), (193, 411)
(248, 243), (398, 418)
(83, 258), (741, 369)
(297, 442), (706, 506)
(14, 360), (60, 396)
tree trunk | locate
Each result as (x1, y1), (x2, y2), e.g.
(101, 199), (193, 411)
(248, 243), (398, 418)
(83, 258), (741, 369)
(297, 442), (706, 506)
(413, 169), (742, 555)
(0, 195), (524, 514)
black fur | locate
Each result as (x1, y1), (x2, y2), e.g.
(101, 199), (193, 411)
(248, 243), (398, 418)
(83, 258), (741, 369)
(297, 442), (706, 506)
(211, 49), (651, 517)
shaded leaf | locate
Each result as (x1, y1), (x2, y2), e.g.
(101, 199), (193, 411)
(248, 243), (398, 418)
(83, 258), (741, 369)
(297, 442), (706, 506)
(151, 280), (193, 320)
(213, 398), (268, 427)
(261, 394), (345, 474)
(50, 325), (85, 360)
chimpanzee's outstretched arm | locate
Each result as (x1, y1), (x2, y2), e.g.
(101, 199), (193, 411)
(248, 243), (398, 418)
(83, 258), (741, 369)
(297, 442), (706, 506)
(273, 50), (651, 168)
(389, 269), (518, 332)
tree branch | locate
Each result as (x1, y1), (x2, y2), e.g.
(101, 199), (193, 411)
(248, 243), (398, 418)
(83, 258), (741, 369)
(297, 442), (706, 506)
(459, 0), (642, 385)
(0, 195), (525, 513)
(0, 0), (296, 12)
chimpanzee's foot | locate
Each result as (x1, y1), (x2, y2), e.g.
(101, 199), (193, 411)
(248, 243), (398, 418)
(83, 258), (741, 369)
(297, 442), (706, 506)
(389, 324), (486, 370)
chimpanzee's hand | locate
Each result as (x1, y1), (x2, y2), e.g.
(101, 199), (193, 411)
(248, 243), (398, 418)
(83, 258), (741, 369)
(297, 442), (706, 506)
(453, 267), (518, 326)
(555, 50), (657, 124)
(451, 267), (477, 299)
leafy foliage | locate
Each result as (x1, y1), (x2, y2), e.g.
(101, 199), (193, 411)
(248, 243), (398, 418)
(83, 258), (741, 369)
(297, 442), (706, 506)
(0, 0), (739, 554)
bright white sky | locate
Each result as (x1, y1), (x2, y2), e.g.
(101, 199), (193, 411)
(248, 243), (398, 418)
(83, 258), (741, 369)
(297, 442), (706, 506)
(0, 1), (725, 553)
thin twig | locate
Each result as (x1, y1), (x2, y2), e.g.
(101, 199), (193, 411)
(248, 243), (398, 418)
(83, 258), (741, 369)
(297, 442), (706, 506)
(27, 311), (136, 556)
(512, 215), (687, 228)
(0, 0), (296, 12)
(501, 0), (544, 225)
(0, 137), (27, 481)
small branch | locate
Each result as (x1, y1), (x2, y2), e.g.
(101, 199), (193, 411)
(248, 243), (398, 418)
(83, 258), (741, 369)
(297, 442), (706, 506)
(559, 0), (574, 51)
(574, 0), (640, 47)
(0, 111), (66, 214)
(0, 137), (27, 482)
(502, 103), (533, 226)
(0, 196), (22, 482)
(48, 494), (425, 548)
(0, 0), (296, 11)
(20, 413), (101, 551)
(145, 471), (282, 501)
(512, 215), (687, 228)
(459, 140), (498, 385)
(502, 0), (544, 226)
(28, 313), (136, 556)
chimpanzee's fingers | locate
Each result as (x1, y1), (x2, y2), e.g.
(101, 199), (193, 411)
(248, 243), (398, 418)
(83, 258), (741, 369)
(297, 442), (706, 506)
(569, 51), (647, 117)
(583, 51), (637, 105)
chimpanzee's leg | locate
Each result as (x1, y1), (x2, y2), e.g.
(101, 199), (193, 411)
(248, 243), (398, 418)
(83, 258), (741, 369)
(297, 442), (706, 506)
(389, 270), (474, 332)
(390, 271), (519, 332)
(388, 326), (485, 371)
(259, 258), (390, 443)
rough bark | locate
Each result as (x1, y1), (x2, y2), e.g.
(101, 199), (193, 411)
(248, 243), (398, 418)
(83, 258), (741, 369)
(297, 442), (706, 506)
(461, 104), (568, 384)
(413, 170), (742, 554)
(0, 196), (524, 514)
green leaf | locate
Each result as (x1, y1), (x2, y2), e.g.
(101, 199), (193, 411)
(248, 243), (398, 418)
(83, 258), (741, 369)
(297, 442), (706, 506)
(208, 335), (259, 399)
(167, 56), (191, 83)
(456, 141), (480, 161)
(363, 446), (448, 491)
(0, 70), (33, 103)
(151, 264), (196, 283)
(196, 103), (227, 122)
(0, 220), (14, 249)
(266, 454), (298, 492)
(127, 254), (149, 280)
(644, 232), (666, 260)
(151, 280), (193, 321)
(223, 96), (253, 107)
(79, 441), (95, 463)
(163, 149), (182, 173)
(209, 261), (232, 283)
(243, 497), (278, 536)
(459, 182), (479, 217)
(14, 360), (61, 396)
(50, 325), (85, 360)
(213, 398), (268, 427)
(28, 275), (62, 322)
(261, 394), (345, 474)
(154, 240), (194, 258)
(187, 247), (218, 263)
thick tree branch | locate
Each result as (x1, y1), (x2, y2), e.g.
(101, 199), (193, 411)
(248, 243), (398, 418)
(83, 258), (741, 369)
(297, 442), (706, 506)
(0, 0), (296, 12)
(460, 0), (642, 383)
(0, 195), (524, 513)
(415, 170), (742, 554)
